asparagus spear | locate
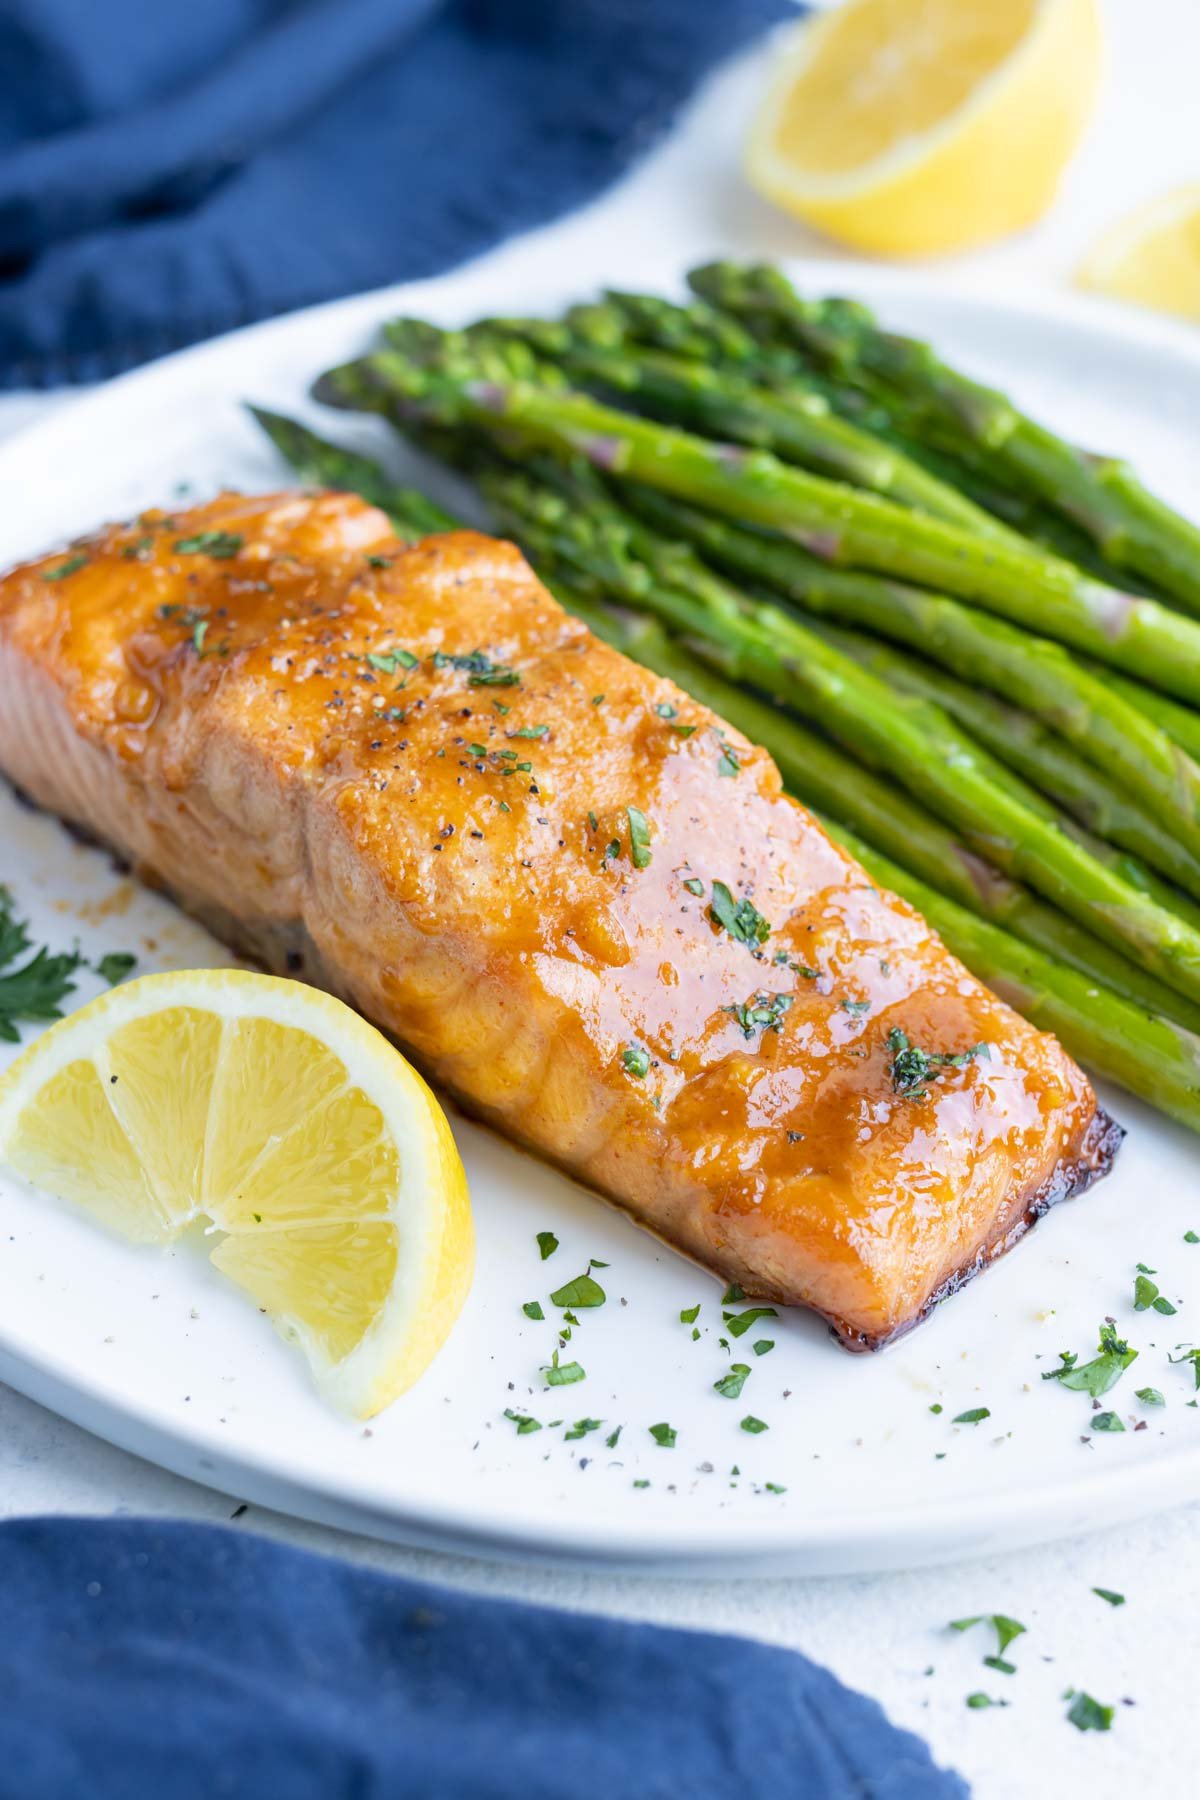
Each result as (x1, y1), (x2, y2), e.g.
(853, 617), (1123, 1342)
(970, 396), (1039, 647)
(479, 468), (1200, 1002)
(313, 346), (1200, 705)
(831, 825), (1200, 1136)
(1085, 658), (1200, 764)
(465, 323), (1008, 538)
(247, 405), (461, 538)
(611, 485), (1200, 877)
(688, 261), (1200, 613)
(561, 593), (1200, 1035)
(801, 617), (1200, 923)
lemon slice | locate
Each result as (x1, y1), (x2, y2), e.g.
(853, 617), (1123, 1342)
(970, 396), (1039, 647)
(0, 970), (473, 1416)
(1077, 186), (1200, 323)
(745, 0), (1103, 257)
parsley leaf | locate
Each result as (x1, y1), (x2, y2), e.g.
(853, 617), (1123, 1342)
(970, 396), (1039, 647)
(648, 1422), (677, 1448)
(42, 553), (89, 581)
(709, 880), (770, 947)
(1135, 1386), (1165, 1406)
(542, 1351), (585, 1387)
(432, 649), (519, 687)
(95, 951), (137, 985)
(173, 531), (243, 559)
(1092, 1588), (1125, 1607)
(1043, 1323), (1137, 1398)
(503, 1409), (542, 1435)
(1092, 1411), (1124, 1432)
(888, 1027), (989, 1101)
(535, 1231), (559, 1261)
(1133, 1272), (1177, 1315)
(522, 1301), (545, 1321)
(1066, 1693), (1113, 1732)
(564, 1417), (603, 1440)
(621, 1045), (651, 1079)
(740, 1415), (768, 1434)
(0, 891), (84, 1042)
(951, 1615), (1027, 1659)
(724, 1306), (779, 1339)
(549, 1272), (606, 1309)
(713, 1364), (751, 1399)
(627, 806), (652, 870)
(724, 993), (792, 1039)
(953, 1408), (990, 1424)
(679, 1304), (701, 1325)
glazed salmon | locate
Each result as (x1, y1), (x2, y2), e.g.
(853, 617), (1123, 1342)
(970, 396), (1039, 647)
(0, 491), (1118, 1346)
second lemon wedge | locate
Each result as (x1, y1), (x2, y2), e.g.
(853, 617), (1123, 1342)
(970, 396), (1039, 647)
(1078, 187), (1200, 324)
(0, 970), (473, 1417)
(745, 0), (1103, 257)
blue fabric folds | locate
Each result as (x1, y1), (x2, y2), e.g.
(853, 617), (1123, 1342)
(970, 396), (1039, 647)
(0, 1517), (967, 1798)
(0, 0), (795, 387)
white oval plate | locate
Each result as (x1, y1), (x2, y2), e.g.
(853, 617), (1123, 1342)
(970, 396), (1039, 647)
(3, 253), (1200, 1576)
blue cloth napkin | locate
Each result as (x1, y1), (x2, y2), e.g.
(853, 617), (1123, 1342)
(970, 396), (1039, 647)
(0, 1517), (966, 1798)
(0, 0), (795, 388)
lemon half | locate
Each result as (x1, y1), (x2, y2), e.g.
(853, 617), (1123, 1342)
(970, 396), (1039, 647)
(0, 970), (473, 1416)
(746, 0), (1103, 258)
(1078, 186), (1200, 324)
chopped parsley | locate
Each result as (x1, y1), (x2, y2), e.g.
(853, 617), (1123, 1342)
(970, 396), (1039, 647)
(753, 1339), (774, 1356)
(840, 998), (871, 1017)
(1167, 1346), (1200, 1388)
(365, 554), (393, 568)
(0, 888), (83, 1043)
(550, 1272), (606, 1309)
(953, 1407), (990, 1424)
(432, 649), (519, 687)
(722, 1284), (746, 1305)
(564, 1417), (603, 1441)
(1136, 1387), (1165, 1406)
(1133, 1272), (1177, 1315)
(621, 1045), (651, 1079)
(1091, 1411), (1124, 1432)
(1092, 1589), (1125, 1607)
(173, 530), (243, 559)
(713, 1364), (751, 1399)
(1043, 1323), (1137, 1398)
(951, 1615), (1026, 1660)
(535, 1231), (559, 1261)
(740, 1415), (768, 1434)
(1186, 1231), (1199, 1244)
(605, 1425), (622, 1448)
(95, 951), (137, 985)
(716, 740), (740, 778)
(627, 806), (652, 869)
(522, 1301), (545, 1321)
(1066, 1693), (1113, 1733)
(724, 1306), (778, 1339)
(542, 1351), (585, 1387)
(42, 553), (89, 581)
(724, 993), (792, 1039)
(648, 1422), (677, 1448)
(682, 877), (705, 897)
(367, 647), (418, 674)
(512, 724), (548, 739)
(679, 1304), (701, 1325)
(888, 1027), (990, 1101)
(709, 880), (770, 948)
(965, 1693), (1007, 1711)
(504, 1409), (542, 1435)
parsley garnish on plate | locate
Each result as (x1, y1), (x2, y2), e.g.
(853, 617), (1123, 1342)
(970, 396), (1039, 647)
(96, 951), (137, 986)
(542, 1351), (585, 1387)
(550, 1271), (606, 1309)
(648, 1422), (677, 1448)
(951, 1615), (1026, 1663)
(564, 1418), (603, 1440)
(740, 1415), (768, 1434)
(1135, 1386), (1165, 1406)
(367, 647), (418, 674)
(713, 1364), (751, 1399)
(1091, 1411), (1124, 1432)
(627, 806), (652, 870)
(953, 1407), (990, 1424)
(1133, 1271), (1177, 1315)
(1043, 1323), (1137, 1398)
(0, 888), (84, 1043)
(535, 1231), (559, 1261)
(725, 993), (792, 1039)
(1092, 1588), (1125, 1607)
(621, 1045), (651, 1079)
(1066, 1692), (1113, 1733)
(724, 1306), (778, 1339)
(522, 1301), (545, 1321)
(503, 1409), (542, 1435)
(431, 649), (520, 687)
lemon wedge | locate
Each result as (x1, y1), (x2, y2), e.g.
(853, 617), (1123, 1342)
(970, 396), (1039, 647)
(745, 0), (1103, 257)
(0, 970), (473, 1416)
(1077, 186), (1200, 323)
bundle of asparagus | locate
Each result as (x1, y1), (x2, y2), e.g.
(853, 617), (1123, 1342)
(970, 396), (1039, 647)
(246, 263), (1200, 1132)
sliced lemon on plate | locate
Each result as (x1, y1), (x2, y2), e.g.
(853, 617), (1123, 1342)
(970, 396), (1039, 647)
(745, 0), (1103, 258)
(1077, 186), (1200, 323)
(0, 970), (473, 1416)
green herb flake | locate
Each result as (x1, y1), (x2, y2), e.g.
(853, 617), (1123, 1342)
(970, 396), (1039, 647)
(888, 1027), (990, 1101)
(1185, 1230), (1199, 1243)
(709, 880), (770, 948)
(713, 1363), (751, 1400)
(42, 554), (89, 581)
(682, 877), (705, 897)
(621, 1045), (651, 1080)
(543, 1351), (585, 1387)
(929, 1403), (944, 1415)
(522, 1301), (545, 1321)
(965, 1693), (1007, 1711)
(716, 746), (740, 778)
(633, 1478), (650, 1488)
(1135, 1386), (1165, 1406)
(550, 1272), (606, 1310)
(1066, 1693), (1113, 1733)
(724, 1306), (779, 1339)
(432, 649), (520, 687)
(512, 724), (549, 739)
(564, 1417), (603, 1441)
(680, 1304), (701, 1325)
(605, 1425), (622, 1449)
(536, 1231), (559, 1261)
(503, 1409), (542, 1435)
(953, 1408), (991, 1425)
(764, 1482), (786, 1494)
(724, 993), (793, 1040)
(840, 998), (871, 1017)
(648, 1422), (677, 1448)
(752, 1339), (774, 1356)
(654, 703), (677, 720)
(95, 951), (137, 985)
(1091, 1411), (1124, 1432)
(367, 647), (418, 674)
(1043, 1323), (1137, 1398)
(1133, 1272), (1177, 1315)
(951, 1615), (1026, 1659)
(722, 1284), (746, 1305)
(740, 1415), (768, 1434)
(173, 530), (243, 559)
(1092, 1588), (1125, 1607)
(627, 806), (653, 870)
(366, 554), (393, 569)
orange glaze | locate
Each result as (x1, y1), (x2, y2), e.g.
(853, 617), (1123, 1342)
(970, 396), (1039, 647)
(0, 491), (1119, 1346)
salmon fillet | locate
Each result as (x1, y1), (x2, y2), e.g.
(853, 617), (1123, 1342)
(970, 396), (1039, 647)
(0, 491), (1119, 1346)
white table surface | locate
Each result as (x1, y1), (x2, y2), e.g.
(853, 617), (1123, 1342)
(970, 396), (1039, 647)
(3, 3), (1198, 1792)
